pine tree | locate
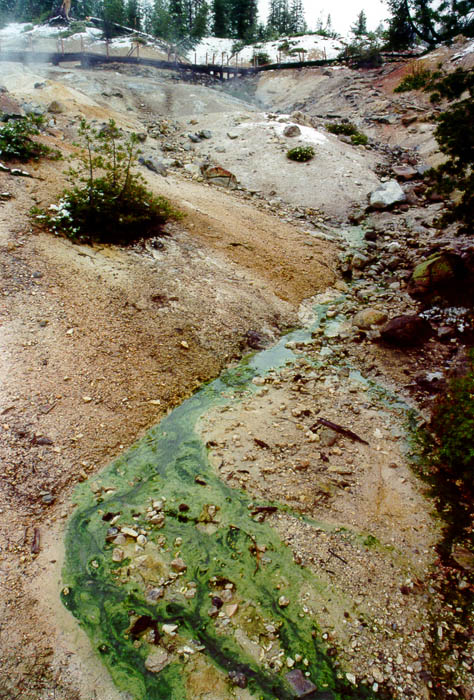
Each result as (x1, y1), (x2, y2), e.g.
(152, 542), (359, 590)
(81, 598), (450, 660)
(102, 0), (126, 36)
(150, 0), (170, 37)
(267, 0), (291, 36)
(228, 0), (257, 40)
(212, 0), (228, 37)
(191, 0), (208, 38)
(387, 0), (474, 47)
(0, 0), (16, 25)
(167, 0), (185, 38)
(289, 0), (306, 34)
(126, 0), (140, 29)
(351, 10), (368, 37)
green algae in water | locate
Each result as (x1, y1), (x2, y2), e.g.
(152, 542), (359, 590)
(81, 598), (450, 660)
(62, 325), (382, 700)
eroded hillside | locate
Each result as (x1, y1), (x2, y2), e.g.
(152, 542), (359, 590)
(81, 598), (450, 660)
(0, 38), (473, 700)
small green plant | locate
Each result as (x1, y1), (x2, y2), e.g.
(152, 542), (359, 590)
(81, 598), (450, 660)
(0, 114), (60, 162)
(286, 145), (315, 162)
(429, 352), (474, 490)
(59, 21), (89, 38)
(423, 68), (474, 234)
(350, 132), (368, 146)
(394, 63), (434, 92)
(325, 121), (368, 145)
(254, 51), (271, 65)
(34, 119), (181, 244)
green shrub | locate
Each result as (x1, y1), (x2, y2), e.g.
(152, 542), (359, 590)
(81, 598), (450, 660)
(350, 132), (368, 146)
(254, 51), (271, 65)
(429, 351), (474, 489)
(286, 145), (315, 162)
(325, 121), (368, 145)
(59, 21), (89, 38)
(33, 119), (181, 244)
(326, 122), (357, 136)
(423, 69), (474, 235)
(394, 63), (434, 92)
(0, 114), (60, 162)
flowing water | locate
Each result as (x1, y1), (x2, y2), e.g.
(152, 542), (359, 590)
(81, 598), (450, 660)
(62, 228), (395, 700)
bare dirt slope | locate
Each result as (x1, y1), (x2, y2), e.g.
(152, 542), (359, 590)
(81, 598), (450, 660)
(0, 74), (336, 698)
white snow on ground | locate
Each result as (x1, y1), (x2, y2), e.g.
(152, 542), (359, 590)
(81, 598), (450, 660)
(452, 38), (474, 61)
(238, 114), (328, 145)
(0, 23), (343, 65)
(187, 34), (345, 65)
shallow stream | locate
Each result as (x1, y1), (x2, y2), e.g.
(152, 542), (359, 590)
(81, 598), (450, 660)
(62, 229), (395, 700)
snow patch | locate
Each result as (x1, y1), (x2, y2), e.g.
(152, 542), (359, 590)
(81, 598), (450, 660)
(187, 34), (344, 66)
(451, 39), (474, 62)
(239, 114), (328, 146)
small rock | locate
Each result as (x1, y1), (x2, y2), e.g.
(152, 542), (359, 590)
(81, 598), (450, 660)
(47, 100), (65, 114)
(144, 647), (170, 673)
(121, 526), (139, 538)
(451, 544), (474, 572)
(225, 603), (239, 617)
(285, 669), (317, 697)
(278, 595), (290, 608)
(170, 557), (187, 572)
(162, 623), (178, 635)
(112, 548), (124, 562)
(392, 165), (418, 180)
(228, 671), (248, 688)
(138, 156), (168, 177)
(146, 587), (164, 601)
(283, 124), (301, 137)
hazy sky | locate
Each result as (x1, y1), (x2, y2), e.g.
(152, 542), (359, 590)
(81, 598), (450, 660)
(258, 1), (389, 35)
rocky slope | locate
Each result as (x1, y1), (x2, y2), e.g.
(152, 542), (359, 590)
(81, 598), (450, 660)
(0, 35), (473, 700)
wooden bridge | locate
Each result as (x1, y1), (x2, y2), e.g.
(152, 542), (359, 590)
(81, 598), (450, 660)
(0, 47), (416, 80)
(0, 48), (338, 80)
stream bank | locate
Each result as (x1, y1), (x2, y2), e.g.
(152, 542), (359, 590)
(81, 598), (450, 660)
(60, 274), (440, 700)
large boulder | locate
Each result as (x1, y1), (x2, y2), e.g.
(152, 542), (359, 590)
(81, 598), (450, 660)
(353, 308), (388, 329)
(201, 163), (238, 188)
(369, 180), (406, 209)
(408, 251), (463, 301)
(380, 314), (433, 347)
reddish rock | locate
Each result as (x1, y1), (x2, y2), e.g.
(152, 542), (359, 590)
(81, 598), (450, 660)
(201, 164), (237, 188)
(392, 165), (418, 180)
(380, 315), (433, 346)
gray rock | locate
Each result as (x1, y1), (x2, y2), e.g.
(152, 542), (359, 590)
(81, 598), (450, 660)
(283, 124), (301, 137)
(285, 669), (317, 697)
(198, 129), (212, 139)
(369, 180), (406, 209)
(138, 156), (168, 177)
